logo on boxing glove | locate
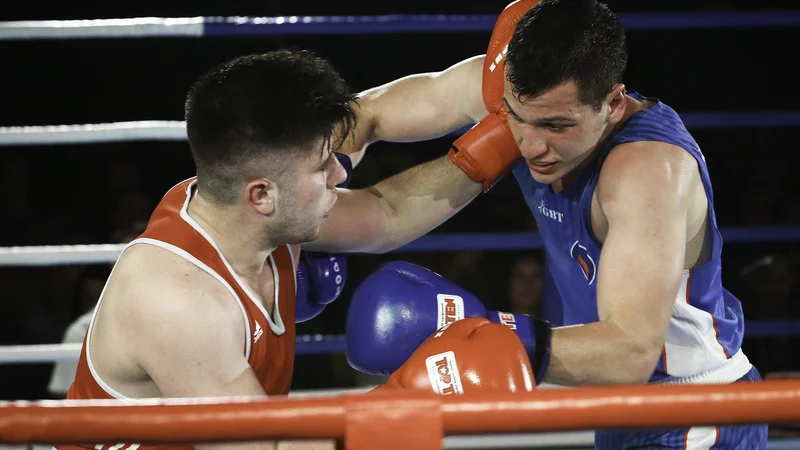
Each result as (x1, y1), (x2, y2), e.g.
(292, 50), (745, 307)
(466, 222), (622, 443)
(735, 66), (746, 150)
(496, 312), (518, 331)
(329, 256), (344, 287)
(437, 294), (465, 329)
(426, 351), (464, 396)
(488, 44), (509, 73)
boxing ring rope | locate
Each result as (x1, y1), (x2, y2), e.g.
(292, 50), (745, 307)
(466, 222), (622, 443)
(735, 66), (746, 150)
(2, 314), (800, 366)
(2, 7), (800, 450)
(3, 109), (800, 146)
(1, 222), (799, 364)
(2, 11), (800, 41)
(2, 226), (800, 268)
(1, 380), (799, 447)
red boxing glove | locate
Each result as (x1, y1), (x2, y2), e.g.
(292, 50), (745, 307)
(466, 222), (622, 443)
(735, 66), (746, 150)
(449, 0), (540, 192)
(373, 317), (535, 395)
(449, 114), (519, 192)
(483, 0), (542, 112)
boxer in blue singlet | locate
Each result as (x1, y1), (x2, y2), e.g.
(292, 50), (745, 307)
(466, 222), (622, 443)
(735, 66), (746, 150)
(503, 0), (767, 447)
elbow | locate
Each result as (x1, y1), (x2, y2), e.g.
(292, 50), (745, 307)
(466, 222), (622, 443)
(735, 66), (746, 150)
(616, 341), (663, 384)
(358, 187), (402, 254)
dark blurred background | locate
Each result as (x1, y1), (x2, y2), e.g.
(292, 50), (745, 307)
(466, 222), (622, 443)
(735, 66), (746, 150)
(1, 0), (799, 405)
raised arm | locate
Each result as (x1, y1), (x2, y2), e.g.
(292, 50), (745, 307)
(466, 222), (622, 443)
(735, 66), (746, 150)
(340, 55), (487, 166)
(304, 153), (483, 254)
(306, 1), (532, 254)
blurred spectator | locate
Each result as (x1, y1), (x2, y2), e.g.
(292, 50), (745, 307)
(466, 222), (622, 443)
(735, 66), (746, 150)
(46, 221), (146, 398)
(46, 265), (109, 398)
(506, 254), (544, 316)
(739, 255), (797, 320)
(437, 250), (491, 300)
(737, 254), (800, 375)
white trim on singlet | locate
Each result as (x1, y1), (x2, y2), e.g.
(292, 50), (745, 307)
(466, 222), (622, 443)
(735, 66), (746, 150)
(179, 180), (286, 335)
(286, 244), (298, 290)
(85, 238), (254, 400)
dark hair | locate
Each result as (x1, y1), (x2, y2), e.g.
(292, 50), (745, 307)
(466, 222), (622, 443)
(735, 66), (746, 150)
(506, 0), (627, 110)
(185, 49), (357, 204)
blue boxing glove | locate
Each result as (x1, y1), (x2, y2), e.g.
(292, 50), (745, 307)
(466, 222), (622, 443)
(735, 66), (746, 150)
(345, 261), (552, 384)
(295, 253), (346, 322)
(294, 153), (352, 323)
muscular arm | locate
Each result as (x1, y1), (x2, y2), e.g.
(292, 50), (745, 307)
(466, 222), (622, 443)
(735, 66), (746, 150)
(543, 142), (698, 385)
(303, 154), (483, 253)
(340, 56), (486, 166)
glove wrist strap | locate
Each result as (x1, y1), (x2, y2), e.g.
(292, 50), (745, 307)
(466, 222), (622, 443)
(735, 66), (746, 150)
(530, 317), (552, 385)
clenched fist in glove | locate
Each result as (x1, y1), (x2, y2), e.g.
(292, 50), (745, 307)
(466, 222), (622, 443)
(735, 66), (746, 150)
(372, 317), (536, 395)
(345, 261), (551, 384)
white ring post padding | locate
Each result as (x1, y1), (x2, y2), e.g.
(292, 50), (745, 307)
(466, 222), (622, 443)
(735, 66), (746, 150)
(0, 121), (187, 146)
(0, 18), (204, 40)
(0, 244), (125, 266)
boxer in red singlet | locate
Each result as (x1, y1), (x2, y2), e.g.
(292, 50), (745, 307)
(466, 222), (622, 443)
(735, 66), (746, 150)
(60, 50), (356, 450)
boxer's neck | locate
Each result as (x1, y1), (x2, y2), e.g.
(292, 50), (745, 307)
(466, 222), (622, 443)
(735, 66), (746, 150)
(187, 190), (276, 279)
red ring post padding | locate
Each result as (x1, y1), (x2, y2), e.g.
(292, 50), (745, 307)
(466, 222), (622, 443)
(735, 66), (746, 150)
(0, 379), (799, 447)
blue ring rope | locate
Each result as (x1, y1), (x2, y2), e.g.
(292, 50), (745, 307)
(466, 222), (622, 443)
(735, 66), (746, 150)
(202, 11), (800, 36)
(393, 226), (800, 253)
(295, 320), (800, 354)
(446, 111), (800, 137)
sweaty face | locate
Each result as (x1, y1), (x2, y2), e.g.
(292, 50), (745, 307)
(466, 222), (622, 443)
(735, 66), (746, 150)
(503, 81), (611, 186)
(273, 140), (347, 244)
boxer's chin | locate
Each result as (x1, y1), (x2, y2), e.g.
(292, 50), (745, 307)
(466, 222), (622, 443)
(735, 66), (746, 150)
(527, 164), (560, 185)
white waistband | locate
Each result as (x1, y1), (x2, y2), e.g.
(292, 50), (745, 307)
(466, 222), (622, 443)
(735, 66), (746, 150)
(657, 350), (752, 385)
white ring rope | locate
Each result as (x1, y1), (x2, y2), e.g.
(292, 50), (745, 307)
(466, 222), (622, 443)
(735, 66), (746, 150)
(0, 18), (204, 40)
(0, 343), (81, 364)
(0, 244), (124, 266)
(0, 121), (186, 146)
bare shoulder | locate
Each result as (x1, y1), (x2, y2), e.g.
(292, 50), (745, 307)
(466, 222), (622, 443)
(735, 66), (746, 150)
(597, 140), (700, 207)
(109, 243), (243, 342)
(100, 244), (263, 398)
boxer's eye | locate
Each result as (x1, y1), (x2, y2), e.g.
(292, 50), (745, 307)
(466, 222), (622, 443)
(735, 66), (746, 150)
(544, 123), (569, 133)
(318, 155), (333, 172)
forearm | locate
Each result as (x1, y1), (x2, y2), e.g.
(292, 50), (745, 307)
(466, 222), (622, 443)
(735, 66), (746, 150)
(368, 154), (482, 252)
(544, 321), (660, 386)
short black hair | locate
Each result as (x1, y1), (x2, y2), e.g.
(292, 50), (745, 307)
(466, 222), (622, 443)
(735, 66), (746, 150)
(185, 49), (357, 204)
(506, 0), (627, 110)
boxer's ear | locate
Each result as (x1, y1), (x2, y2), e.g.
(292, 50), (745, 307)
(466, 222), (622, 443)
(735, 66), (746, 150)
(606, 83), (626, 125)
(247, 178), (275, 216)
